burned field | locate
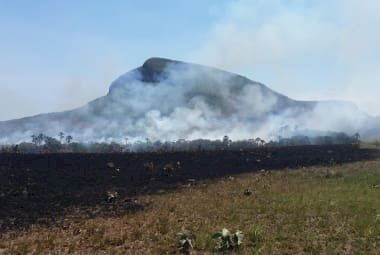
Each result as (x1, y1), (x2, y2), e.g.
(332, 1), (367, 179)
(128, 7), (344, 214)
(0, 145), (380, 254)
(0, 145), (375, 232)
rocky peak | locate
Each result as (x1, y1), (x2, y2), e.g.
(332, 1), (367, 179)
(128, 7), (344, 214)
(139, 57), (180, 83)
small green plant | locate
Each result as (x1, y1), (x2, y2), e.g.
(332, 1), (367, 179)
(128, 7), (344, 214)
(248, 225), (263, 246)
(212, 228), (243, 252)
(177, 229), (195, 254)
(324, 169), (343, 179)
(375, 214), (380, 223)
(244, 188), (253, 196)
(247, 225), (264, 252)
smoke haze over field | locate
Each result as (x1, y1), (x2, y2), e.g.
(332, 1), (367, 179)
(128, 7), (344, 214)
(0, 58), (377, 144)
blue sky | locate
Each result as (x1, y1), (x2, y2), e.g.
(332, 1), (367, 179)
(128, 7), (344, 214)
(0, 0), (379, 120)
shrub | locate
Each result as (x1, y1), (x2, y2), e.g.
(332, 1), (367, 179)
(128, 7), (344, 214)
(244, 188), (253, 196)
(212, 228), (243, 252)
(247, 225), (264, 251)
(106, 191), (118, 202)
(325, 169), (343, 179)
(376, 214), (380, 223)
(177, 229), (195, 254)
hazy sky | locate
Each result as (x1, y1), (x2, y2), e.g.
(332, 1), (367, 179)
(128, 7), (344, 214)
(0, 0), (379, 121)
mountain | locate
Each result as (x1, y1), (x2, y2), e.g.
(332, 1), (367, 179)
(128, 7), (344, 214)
(0, 57), (377, 144)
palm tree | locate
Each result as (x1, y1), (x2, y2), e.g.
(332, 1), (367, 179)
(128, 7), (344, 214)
(59, 132), (65, 143)
(353, 133), (360, 143)
(31, 135), (38, 146)
(66, 135), (73, 144)
(255, 137), (261, 146)
(37, 133), (45, 146)
(223, 135), (231, 147)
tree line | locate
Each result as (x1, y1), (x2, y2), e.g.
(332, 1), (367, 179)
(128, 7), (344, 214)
(0, 131), (361, 153)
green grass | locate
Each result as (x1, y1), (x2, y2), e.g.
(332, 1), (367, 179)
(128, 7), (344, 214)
(361, 141), (380, 149)
(1, 160), (380, 254)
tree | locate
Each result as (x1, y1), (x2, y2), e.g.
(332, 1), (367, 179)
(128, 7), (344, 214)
(255, 137), (262, 146)
(31, 135), (38, 146)
(18, 142), (35, 153)
(66, 135), (73, 144)
(352, 133), (360, 144)
(43, 136), (62, 152)
(59, 132), (65, 143)
(223, 135), (231, 147)
(124, 137), (130, 152)
(68, 142), (87, 153)
(13, 145), (19, 153)
(37, 133), (45, 146)
(109, 142), (123, 153)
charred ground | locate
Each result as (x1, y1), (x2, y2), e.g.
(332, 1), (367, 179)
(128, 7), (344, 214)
(0, 144), (377, 232)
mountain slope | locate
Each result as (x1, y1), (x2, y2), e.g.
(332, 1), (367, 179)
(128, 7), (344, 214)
(0, 57), (375, 143)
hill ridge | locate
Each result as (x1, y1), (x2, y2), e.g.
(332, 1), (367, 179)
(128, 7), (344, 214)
(0, 58), (378, 143)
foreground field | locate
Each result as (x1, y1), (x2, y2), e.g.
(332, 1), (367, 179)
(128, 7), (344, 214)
(1, 159), (380, 254)
(1, 145), (373, 232)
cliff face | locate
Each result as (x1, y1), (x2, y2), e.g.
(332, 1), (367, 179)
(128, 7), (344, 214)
(0, 58), (374, 144)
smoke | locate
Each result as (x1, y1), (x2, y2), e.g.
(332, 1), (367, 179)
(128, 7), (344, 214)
(192, 0), (380, 116)
(100, 62), (281, 141)
(0, 59), (375, 145)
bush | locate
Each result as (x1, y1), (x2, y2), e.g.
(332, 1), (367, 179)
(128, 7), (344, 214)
(325, 169), (343, 179)
(376, 214), (380, 223)
(212, 228), (243, 252)
(177, 229), (195, 254)
(247, 225), (264, 252)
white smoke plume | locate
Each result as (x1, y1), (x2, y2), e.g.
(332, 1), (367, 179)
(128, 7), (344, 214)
(0, 58), (376, 145)
(192, 0), (380, 116)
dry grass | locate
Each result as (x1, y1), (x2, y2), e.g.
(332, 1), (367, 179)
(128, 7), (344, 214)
(1, 160), (380, 254)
